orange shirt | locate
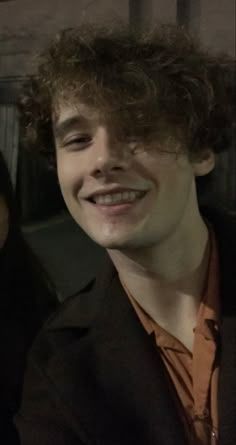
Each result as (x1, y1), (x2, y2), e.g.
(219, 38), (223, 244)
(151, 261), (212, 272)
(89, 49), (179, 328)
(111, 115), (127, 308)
(122, 229), (220, 445)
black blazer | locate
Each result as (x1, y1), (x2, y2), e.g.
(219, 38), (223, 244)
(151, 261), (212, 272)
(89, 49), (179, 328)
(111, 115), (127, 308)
(16, 210), (236, 445)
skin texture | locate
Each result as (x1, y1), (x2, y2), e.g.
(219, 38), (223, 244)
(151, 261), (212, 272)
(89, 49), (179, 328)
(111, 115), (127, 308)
(0, 195), (9, 250)
(55, 101), (215, 350)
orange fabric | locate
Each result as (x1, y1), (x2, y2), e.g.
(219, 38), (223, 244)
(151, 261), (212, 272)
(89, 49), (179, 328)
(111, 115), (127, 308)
(123, 228), (220, 445)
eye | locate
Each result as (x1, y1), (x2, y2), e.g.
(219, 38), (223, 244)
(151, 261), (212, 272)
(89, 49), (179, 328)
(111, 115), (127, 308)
(63, 135), (92, 151)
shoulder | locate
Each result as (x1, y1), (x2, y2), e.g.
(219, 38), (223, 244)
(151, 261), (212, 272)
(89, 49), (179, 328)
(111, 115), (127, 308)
(46, 278), (97, 331)
(28, 258), (118, 368)
(29, 278), (97, 357)
(202, 206), (236, 247)
(203, 207), (236, 304)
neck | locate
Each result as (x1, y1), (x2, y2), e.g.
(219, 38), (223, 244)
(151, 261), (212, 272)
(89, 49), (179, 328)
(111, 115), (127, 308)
(108, 208), (210, 351)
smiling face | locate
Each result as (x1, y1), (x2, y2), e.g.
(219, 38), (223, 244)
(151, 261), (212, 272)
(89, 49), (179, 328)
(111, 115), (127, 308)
(54, 102), (214, 250)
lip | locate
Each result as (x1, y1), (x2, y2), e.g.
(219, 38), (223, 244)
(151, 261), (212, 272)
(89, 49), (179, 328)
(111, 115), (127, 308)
(85, 186), (148, 201)
(85, 190), (148, 216)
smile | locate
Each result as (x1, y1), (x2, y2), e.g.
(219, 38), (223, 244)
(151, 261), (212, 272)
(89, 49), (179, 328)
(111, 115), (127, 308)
(90, 190), (146, 206)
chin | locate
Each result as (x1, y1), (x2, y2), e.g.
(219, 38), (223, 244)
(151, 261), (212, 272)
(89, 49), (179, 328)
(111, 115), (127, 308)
(88, 231), (134, 250)
(92, 237), (129, 250)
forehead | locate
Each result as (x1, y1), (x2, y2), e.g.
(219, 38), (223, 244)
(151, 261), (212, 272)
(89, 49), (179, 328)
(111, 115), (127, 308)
(52, 99), (135, 141)
(53, 101), (99, 127)
(52, 96), (187, 147)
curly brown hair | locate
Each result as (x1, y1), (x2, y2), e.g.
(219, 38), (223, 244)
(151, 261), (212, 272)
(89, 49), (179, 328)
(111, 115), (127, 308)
(18, 23), (236, 163)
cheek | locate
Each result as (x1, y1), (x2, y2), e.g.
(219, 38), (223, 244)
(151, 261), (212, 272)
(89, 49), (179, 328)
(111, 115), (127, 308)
(152, 160), (194, 202)
(56, 153), (82, 197)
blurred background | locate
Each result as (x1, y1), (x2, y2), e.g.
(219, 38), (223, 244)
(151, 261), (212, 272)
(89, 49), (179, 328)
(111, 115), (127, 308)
(0, 0), (235, 299)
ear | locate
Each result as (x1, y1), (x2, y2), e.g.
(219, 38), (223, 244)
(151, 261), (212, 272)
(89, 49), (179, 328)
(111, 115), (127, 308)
(192, 149), (215, 177)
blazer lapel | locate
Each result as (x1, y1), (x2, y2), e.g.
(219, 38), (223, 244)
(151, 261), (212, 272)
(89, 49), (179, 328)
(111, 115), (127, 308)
(47, 263), (187, 444)
(92, 268), (187, 445)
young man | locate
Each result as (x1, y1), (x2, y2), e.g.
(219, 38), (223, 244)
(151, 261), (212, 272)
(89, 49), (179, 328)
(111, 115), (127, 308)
(16, 25), (235, 444)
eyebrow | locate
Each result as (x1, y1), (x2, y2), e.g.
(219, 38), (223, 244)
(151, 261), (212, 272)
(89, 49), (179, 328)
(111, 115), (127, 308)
(53, 116), (91, 140)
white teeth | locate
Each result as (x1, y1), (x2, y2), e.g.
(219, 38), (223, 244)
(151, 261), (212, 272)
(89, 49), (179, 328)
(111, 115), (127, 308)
(93, 190), (145, 205)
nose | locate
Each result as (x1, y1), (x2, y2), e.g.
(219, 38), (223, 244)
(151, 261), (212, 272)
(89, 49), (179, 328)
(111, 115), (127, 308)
(90, 127), (131, 177)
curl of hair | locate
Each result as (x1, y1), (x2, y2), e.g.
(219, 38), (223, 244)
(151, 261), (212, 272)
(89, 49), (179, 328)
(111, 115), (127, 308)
(18, 24), (236, 163)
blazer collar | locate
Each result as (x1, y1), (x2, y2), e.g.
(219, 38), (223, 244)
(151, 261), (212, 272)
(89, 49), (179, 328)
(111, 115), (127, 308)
(48, 259), (187, 444)
(90, 269), (187, 444)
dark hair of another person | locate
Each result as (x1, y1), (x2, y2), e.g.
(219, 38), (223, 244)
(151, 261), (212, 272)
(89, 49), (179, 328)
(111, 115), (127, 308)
(18, 24), (235, 165)
(0, 151), (58, 443)
(0, 151), (57, 336)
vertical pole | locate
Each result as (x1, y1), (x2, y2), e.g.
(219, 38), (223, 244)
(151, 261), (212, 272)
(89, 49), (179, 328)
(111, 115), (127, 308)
(176, 0), (190, 27)
(129, 0), (152, 29)
(176, 0), (201, 34)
